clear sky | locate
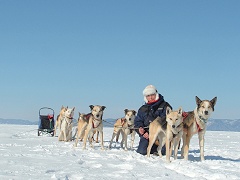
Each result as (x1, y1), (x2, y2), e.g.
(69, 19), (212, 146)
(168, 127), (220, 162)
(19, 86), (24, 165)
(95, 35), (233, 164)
(0, 0), (239, 121)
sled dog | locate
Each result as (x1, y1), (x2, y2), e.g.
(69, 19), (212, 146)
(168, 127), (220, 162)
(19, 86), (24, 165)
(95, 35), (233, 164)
(58, 107), (75, 142)
(74, 113), (90, 146)
(181, 96), (217, 161)
(109, 109), (136, 150)
(147, 117), (167, 158)
(147, 107), (183, 161)
(165, 107), (183, 163)
(82, 105), (106, 150)
(54, 106), (67, 136)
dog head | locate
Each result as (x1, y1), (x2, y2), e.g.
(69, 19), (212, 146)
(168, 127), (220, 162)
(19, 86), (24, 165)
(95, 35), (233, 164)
(124, 109), (136, 126)
(89, 105), (106, 119)
(77, 112), (89, 122)
(59, 105), (68, 116)
(195, 96), (217, 120)
(65, 107), (75, 119)
(166, 106), (183, 129)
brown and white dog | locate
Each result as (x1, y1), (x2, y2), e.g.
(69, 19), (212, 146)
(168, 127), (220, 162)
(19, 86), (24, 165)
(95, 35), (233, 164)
(82, 105), (106, 150)
(181, 96), (217, 161)
(109, 109), (136, 150)
(58, 107), (75, 142)
(54, 106), (67, 136)
(165, 107), (184, 163)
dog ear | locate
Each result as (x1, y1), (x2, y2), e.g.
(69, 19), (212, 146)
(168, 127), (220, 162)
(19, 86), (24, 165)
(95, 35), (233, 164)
(132, 110), (136, 115)
(195, 96), (202, 107)
(101, 106), (106, 111)
(166, 106), (171, 115)
(124, 109), (128, 114)
(89, 105), (94, 110)
(210, 97), (217, 111)
(178, 107), (183, 115)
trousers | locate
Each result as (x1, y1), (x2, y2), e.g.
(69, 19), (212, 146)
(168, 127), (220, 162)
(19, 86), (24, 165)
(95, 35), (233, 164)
(136, 136), (166, 155)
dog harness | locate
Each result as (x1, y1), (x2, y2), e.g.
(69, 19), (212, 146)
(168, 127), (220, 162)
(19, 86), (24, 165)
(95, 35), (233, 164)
(92, 118), (102, 128)
(196, 114), (209, 132)
(86, 113), (91, 120)
(116, 118), (134, 134)
(182, 111), (203, 133)
(196, 121), (202, 132)
(120, 118), (126, 126)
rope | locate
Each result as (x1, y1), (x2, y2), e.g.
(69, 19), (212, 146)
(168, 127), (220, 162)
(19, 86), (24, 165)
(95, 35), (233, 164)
(102, 119), (149, 130)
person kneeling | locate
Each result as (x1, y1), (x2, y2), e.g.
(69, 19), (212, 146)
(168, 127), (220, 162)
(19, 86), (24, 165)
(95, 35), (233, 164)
(134, 85), (172, 155)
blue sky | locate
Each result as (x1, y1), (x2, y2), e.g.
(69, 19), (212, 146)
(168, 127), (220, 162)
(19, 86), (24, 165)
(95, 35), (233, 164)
(0, 0), (239, 121)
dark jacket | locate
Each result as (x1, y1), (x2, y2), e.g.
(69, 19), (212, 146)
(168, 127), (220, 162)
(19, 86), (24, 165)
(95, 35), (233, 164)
(134, 94), (172, 134)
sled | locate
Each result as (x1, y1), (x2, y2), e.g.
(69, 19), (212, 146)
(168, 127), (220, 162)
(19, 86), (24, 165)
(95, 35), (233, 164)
(38, 107), (55, 136)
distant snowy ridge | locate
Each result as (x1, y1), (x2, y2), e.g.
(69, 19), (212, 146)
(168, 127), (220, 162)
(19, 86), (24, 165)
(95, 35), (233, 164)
(207, 118), (240, 132)
(0, 118), (37, 125)
(0, 118), (239, 132)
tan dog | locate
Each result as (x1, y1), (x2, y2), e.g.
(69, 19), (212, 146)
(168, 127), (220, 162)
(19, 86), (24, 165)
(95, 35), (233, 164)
(58, 107), (75, 142)
(147, 115), (167, 158)
(165, 107), (183, 163)
(74, 112), (91, 146)
(74, 112), (101, 147)
(147, 107), (183, 160)
(109, 109), (136, 150)
(181, 96), (217, 161)
(54, 106), (67, 136)
(82, 105), (106, 150)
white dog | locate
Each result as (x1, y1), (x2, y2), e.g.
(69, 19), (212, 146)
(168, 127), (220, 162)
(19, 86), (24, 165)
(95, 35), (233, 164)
(58, 107), (75, 142)
(54, 106), (67, 137)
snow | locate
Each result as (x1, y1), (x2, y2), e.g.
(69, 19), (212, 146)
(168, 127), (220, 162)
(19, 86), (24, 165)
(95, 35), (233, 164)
(0, 125), (240, 180)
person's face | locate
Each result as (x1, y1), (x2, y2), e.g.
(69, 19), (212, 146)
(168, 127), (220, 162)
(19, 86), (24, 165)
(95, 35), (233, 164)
(146, 94), (156, 103)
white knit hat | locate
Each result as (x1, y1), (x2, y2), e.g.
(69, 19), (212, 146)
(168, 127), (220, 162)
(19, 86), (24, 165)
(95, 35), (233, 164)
(143, 85), (159, 103)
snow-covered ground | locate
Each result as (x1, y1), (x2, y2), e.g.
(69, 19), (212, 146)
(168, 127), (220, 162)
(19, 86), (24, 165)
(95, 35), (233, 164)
(0, 124), (239, 180)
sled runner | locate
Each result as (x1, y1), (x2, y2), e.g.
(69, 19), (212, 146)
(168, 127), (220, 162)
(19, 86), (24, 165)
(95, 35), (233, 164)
(38, 107), (55, 136)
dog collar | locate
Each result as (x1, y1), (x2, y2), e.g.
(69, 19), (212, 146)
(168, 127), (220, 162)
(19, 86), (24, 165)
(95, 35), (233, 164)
(198, 115), (208, 123)
(64, 117), (72, 125)
(93, 117), (101, 121)
(171, 123), (183, 135)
